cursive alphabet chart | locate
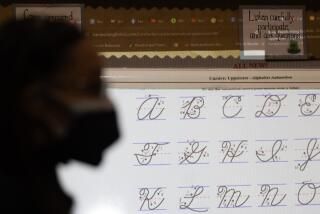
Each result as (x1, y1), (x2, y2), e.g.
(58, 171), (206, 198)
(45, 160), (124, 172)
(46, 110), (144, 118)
(58, 89), (320, 214)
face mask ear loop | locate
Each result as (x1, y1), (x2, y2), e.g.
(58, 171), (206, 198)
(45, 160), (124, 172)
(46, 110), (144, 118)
(34, 88), (74, 140)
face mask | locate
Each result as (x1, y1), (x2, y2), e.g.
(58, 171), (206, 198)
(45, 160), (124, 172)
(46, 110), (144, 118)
(62, 101), (119, 165)
(28, 95), (120, 166)
(56, 98), (120, 165)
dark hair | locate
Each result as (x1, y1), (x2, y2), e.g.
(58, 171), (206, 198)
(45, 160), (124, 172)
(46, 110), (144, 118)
(0, 18), (84, 101)
(0, 19), (84, 169)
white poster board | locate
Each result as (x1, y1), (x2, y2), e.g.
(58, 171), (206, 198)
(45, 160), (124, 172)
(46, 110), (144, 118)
(58, 88), (320, 214)
(240, 6), (306, 60)
(14, 4), (83, 29)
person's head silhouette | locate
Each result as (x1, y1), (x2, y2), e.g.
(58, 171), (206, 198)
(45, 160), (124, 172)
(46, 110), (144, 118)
(0, 18), (119, 214)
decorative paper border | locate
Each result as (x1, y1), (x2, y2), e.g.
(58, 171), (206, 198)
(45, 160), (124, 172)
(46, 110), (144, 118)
(98, 50), (240, 59)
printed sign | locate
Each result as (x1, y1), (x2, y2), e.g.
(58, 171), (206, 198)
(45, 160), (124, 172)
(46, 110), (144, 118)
(14, 4), (83, 29)
(241, 6), (306, 60)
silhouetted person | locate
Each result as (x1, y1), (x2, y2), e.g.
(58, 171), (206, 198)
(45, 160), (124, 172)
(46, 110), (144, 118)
(0, 19), (119, 214)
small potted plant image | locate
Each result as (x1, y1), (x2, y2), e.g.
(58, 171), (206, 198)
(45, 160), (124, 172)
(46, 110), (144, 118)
(287, 40), (301, 54)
